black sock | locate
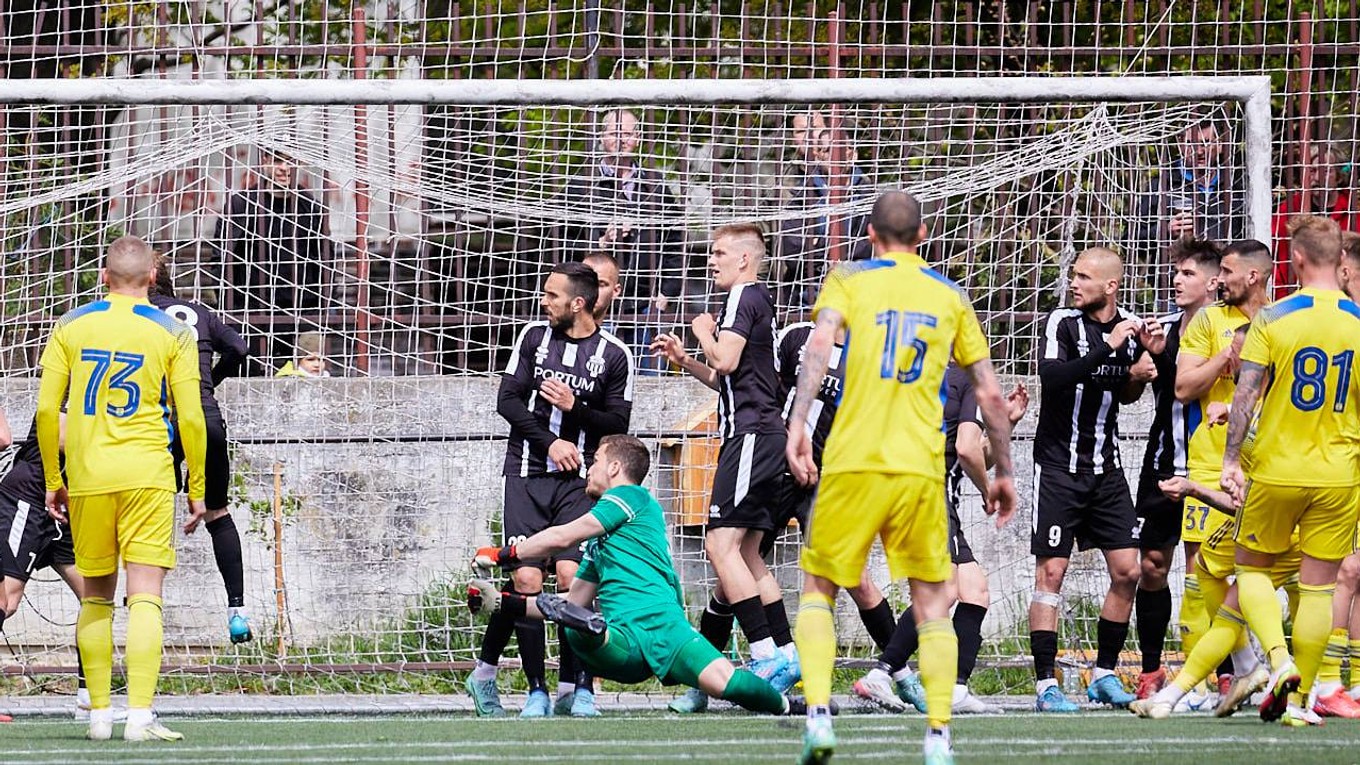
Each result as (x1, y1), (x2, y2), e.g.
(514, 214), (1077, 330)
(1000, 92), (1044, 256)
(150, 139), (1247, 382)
(205, 514), (246, 608)
(953, 602), (987, 684)
(731, 596), (772, 646)
(1096, 618), (1129, 671)
(764, 599), (793, 647)
(77, 644), (86, 689)
(858, 599), (896, 651)
(879, 606), (918, 673)
(699, 595), (735, 651)
(1032, 629), (1058, 681)
(558, 628), (578, 691)
(1135, 587), (1172, 673)
(516, 617), (547, 688)
(478, 587), (523, 666)
(1217, 657), (1234, 678)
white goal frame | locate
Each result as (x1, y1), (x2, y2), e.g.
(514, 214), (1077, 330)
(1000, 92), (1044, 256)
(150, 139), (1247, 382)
(1, 75), (1273, 244)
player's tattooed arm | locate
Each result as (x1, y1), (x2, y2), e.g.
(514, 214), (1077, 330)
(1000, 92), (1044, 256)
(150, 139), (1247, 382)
(785, 309), (839, 486)
(1222, 360), (1265, 466)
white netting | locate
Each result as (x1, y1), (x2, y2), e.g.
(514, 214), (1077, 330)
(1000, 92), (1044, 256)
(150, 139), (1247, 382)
(0, 89), (1264, 697)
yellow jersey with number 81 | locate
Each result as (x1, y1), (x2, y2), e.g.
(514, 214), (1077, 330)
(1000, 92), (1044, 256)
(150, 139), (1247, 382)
(1238, 288), (1360, 487)
(813, 251), (990, 478)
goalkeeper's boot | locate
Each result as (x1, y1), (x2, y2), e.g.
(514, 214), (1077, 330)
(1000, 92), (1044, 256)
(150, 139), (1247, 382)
(535, 593), (605, 635)
(520, 688), (552, 718)
(570, 686), (601, 718)
(465, 674), (506, 718)
(668, 687), (709, 714)
(770, 644), (802, 694)
(1087, 673), (1135, 708)
(747, 650), (790, 687)
(797, 714), (836, 765)
(923, 727), (955, 765)
(1258, 660), (1301, 723)
(1128, 697), (1174, 720)
(1215, 665), (1269, 718)
(1035, 684), (1081, 713)
(228, 609), (253, 644)
(85, 708), (113, 740)
(123, 710), (183, 742)
(853, 667), (908, 712)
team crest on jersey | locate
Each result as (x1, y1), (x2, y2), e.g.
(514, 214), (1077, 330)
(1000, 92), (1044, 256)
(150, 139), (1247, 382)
(586, 355), (605, 378)
(534, 344), (549, 365)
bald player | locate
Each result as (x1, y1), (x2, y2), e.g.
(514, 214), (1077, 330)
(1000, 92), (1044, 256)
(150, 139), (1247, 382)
(583, 251), (621, 327)
(38, 236), (208, 741)
(1030, 247), (1166, 712)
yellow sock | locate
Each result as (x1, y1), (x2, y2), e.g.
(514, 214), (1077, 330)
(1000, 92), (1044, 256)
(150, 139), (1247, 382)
(1173, 606), (1244, 693)
(1197, 571), (1230, 622)
(794, 593), (836, 707)
(77, 597), (115, 710)
(1293, 584), (1335, 695)
(1283, 576), (1301, 622)
(1179, 573), (1209, 659)
(918, 618), (957, 730)
(1317, 628), (1349, 686)
(1237, 567), (1290, 667)
(125, 594), (165, 709)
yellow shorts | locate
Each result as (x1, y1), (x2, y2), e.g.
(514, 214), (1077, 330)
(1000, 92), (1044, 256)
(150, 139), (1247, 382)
(801, 472), (949, 587)
(69, 488), (177, 577)
(1197, 512), (1301, 587)
(1234, 481), (1360, 562)
(1182, 469), (1227, 544)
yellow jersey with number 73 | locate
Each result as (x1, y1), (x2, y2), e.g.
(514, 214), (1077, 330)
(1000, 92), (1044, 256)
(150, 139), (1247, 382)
(37, 292), (206, 498)
(1237, 287), (1360, 487)
(812, 251), (990, 478)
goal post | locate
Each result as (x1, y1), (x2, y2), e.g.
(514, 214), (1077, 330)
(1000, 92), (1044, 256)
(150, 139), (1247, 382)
(0, 75), (1273, 697)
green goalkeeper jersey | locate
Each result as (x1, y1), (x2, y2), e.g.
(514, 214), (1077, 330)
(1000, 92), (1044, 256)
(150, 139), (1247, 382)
(575, 484), (686, 623)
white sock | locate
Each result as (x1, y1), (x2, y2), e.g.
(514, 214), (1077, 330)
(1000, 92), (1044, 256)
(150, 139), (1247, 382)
(126, 708), (154, 728)
(1091, 667), (1115, 682)
(1036, 677), (1058, 694)
(749, 637), (777, 660)
(781, 642), (798, 659)
(1152, 684), (1185, 705)
(76, 687), (91, 708)
(557, 682), (575, 699)
(471, 660), (498, 683)
(891, 666), (914, 683)
(1231, 645), (1260, 675)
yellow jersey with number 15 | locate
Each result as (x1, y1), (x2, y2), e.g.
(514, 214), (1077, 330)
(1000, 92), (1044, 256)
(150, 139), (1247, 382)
(1238, 288), (1360, 487)
(813, 251), (990, 479)
(36, 292), (207, 498)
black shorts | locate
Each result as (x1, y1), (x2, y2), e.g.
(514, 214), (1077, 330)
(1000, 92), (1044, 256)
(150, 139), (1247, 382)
(1135, 470), (1182, 552)
(947, 492), (976, 566)
(0, 492), (75, 582)
(502, 473), (594, 567)
(1030, 465), (1139, 558)
(707, 432), (786, 532)
(174, 407), (231, 510)
(759, 473), (814, 557)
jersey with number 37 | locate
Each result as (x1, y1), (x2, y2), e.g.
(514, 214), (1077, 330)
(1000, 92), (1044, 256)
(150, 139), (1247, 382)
(1238, 287), (1360, 487)
(38, 293), (202, 496)
(812, 251), (990, 478)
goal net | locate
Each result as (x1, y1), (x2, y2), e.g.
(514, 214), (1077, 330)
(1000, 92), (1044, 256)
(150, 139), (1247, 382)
(0, 77), (1270, 698)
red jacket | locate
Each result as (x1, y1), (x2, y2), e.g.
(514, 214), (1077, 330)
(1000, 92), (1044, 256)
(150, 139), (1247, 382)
(1271, 190), (1357, 299)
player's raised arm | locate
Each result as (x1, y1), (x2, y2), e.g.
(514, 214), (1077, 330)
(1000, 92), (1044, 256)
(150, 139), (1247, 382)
(477, 511), (608, 567)
(650, 331), (719, 390)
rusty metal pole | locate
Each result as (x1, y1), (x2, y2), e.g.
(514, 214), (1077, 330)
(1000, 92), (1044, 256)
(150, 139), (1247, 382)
(272, 461), (288, 658)
(826, 8), (847, 265)
(1298, 10), (1315, 215)
(353, 8), (373, 373)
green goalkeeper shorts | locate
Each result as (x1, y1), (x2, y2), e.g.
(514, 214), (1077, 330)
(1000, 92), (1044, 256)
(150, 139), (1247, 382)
(566, 614), (723, 687)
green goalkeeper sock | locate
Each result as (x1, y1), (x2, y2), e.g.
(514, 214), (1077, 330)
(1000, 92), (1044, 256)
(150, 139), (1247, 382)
(720, 668), (786, 714)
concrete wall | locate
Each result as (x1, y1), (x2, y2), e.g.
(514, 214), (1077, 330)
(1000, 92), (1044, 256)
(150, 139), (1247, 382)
(0, 375), (1166, 656)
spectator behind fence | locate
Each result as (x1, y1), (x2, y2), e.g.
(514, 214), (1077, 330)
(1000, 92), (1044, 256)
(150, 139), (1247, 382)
(1269, 143), (1357, 298)
(1138, 118), (1245, 247)
(218, 149), (333, 316)
(777, 114), (872, 307)
(276, 332), (331, 378)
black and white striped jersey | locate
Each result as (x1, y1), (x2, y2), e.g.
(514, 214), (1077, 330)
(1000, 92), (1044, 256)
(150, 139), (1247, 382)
(775, 322), (844, 466)
(498, 322), (635, 478)
(714, 282), (784, 440)
(0, 418), (45, 506)
(1140, 311), (1189, 479)
(1034, 307), (1143, 475)
(150, 294), (248, 413)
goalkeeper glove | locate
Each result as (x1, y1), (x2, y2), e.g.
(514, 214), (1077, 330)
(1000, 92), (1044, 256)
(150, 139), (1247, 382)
(472, 544), (519, 575)
(466, 579), (502, 617)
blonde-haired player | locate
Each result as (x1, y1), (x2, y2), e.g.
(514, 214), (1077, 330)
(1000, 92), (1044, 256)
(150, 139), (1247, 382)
(1222, 215), (1360, 726)
(786, 191), (1017, 765)
(38, 235), (208, 741)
